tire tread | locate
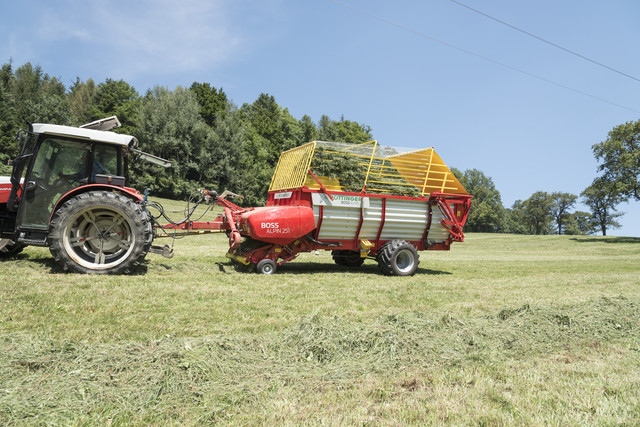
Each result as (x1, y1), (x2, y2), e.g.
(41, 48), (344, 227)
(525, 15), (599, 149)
(48, 190), (152, 274)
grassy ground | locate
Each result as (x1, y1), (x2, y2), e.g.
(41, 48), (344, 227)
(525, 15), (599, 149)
(1, 204), (639, 424)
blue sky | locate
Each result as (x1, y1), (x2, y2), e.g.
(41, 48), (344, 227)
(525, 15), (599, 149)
(3, 0), (639, 236)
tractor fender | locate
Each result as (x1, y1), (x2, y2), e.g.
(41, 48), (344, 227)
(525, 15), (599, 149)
(50, 184), (144, 224)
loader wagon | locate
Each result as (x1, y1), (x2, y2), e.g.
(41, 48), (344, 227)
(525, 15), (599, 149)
(0, 117), (470, 275)
(219, 140), (472, 275)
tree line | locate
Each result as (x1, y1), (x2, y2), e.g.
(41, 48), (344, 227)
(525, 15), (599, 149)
(453, 116), (637, 236)
(0, 61), (637, 235)
(0, 61), (374, 206)
(453, 170), (623, 236)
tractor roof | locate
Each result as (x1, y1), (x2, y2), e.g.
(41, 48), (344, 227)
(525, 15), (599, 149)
(31, 123), (138, 149)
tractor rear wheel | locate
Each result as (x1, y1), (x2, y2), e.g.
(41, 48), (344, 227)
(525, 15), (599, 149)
(331, 250), (365, 267)
(0, 239), (25, 258)
(48, 191), (153, 274)
(377, 240), (419, 276)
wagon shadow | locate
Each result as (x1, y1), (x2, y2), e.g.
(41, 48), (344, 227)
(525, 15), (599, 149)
(571, 236), (640, 244)
(277, 262), (452, 276)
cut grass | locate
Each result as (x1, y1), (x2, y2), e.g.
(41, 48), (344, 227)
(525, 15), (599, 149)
(1, 221), (640, 424)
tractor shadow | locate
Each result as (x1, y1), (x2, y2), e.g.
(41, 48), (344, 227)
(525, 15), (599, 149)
(26, 256), (151, 275)
(24, 255), (65, 273)
(571, 236), (640, 244)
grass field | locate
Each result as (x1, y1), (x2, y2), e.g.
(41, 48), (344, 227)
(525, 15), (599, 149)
(1, 204), (639, 424)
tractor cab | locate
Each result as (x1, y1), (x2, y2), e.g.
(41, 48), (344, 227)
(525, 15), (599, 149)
(4, 118), (147, 246)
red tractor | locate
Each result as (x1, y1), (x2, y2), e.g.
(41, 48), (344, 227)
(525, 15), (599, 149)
(1, 118), (471, 275)
(0, 117), (169, 273)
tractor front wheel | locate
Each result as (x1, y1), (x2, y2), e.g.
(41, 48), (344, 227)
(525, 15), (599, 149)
(331, 250), (365, 267)
(48, 191), (153, 274)
(0, 239), (25, 258)
(377, 240), (419, 276)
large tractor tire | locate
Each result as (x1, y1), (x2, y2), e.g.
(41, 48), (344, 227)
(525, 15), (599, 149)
(377, 240), (419, 276)
(48, 191), (153, 274)
(0, 239), (25, 258)
(331, 250), (365, 267)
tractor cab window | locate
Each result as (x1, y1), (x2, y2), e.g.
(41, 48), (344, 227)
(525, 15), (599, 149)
(93, 144), (120, 178)
(18, 138), (122, 229)
(41, 140), (88, 184)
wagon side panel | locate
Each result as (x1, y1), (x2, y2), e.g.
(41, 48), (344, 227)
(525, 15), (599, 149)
(378, 198), (429, 242)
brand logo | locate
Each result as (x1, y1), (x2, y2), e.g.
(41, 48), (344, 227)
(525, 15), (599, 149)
(311, 192), (369, 208)
(260, 221), (291, 235)
(274, 192), (292, 199)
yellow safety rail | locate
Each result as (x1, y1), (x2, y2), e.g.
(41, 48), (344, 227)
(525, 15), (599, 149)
(269, 142), (316, 191)
(268, 140), (468, 196)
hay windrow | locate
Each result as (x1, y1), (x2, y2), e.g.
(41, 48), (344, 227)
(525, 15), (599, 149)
(1, 296), (638, 424)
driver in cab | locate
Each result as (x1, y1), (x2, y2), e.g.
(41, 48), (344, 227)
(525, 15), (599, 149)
(59, 151), (106, 184)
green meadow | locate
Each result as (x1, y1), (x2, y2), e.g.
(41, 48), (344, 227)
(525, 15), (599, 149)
(1, 221), (639, 424)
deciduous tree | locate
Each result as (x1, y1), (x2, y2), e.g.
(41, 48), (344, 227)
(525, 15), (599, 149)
(190, 82), (229, 128)
(68, 78), (97, 126)
(0, 79), (16, 159)
(581, 178), (624, 236)
(90, 79), (140, 135)
(550, 192), (577, 234)
(563, 211), (593, 235)
(592, 120), (640, 201)
(299, 114), (318, 143)
(10, 62), (71, 126)
(317, 114), (372, 144)
(518, 191), (554, 235)
(133, 85), (210, 198)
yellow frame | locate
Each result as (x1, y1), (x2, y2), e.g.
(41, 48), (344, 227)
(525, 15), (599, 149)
(268, 140), (467, 196)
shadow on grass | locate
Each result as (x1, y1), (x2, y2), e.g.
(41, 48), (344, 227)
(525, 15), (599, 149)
(23, 256), (151, 275)
(19, 255), (450, 276)
(11, 253), (64, 273)
(571, 236), (640, 244)
(266, 261), (452, 276)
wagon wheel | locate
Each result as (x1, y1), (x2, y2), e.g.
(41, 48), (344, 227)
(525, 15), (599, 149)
(331, 250), (365, 267)
(256, 259), (277, 275)
(0, 239), (25, 258)
(48, 190), (153, 274)
(377, 240), (419, 276)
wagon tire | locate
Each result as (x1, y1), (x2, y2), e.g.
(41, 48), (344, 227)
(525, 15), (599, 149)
(0, 239), (25, 258)
(48, 191), (153, 274)
(256, 259), (277, 275)
(377, 240), (419, 276)
(331, 250), (365, 267)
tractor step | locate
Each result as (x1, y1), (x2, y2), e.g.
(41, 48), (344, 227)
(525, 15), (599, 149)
(149, 244), (174, 258)
(16, 230), (48, 246)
